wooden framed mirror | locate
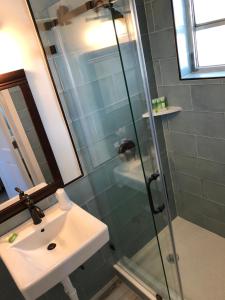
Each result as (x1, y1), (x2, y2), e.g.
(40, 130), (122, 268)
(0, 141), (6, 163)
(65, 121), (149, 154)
(0, 69), (64, 223)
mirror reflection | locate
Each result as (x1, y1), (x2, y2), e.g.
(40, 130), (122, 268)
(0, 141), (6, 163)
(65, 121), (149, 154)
(0, 86), (53, 203)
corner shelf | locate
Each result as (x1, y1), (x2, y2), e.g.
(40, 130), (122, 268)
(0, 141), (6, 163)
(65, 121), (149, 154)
(142, 106), (182, 118)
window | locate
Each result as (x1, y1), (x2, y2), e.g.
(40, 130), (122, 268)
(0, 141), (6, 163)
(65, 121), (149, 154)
(172, 0), (225, 79)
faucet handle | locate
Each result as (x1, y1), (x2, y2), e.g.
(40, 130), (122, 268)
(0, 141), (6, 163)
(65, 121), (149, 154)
(15, 187), (33, 206)
(15, 187), (25, 197)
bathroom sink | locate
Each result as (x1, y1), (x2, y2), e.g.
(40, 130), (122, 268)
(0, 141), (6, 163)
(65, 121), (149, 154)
(0, 201), (109, 299)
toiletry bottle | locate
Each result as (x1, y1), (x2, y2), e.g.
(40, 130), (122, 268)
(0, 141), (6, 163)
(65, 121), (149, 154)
(157, 98), (161, 112)
(55, 189), (73, 210)
(165, 96), (168, 109)
(161, 97), (166, 110)
(152, 99), (157, 113)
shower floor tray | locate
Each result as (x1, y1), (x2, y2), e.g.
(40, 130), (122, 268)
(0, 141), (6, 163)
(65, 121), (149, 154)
(132, 217), (225, 300)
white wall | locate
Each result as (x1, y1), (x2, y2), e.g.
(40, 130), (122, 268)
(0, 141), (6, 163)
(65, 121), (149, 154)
(0, 0), (82, 184)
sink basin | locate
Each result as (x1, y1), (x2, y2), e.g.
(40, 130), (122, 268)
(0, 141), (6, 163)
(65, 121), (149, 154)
(114, 158), (160, 193)
(0, 201), (109, 299)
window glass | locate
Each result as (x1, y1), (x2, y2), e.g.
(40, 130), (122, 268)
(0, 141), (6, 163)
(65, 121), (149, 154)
(196, 25), (225, 67)
(193, 0), (225, 24)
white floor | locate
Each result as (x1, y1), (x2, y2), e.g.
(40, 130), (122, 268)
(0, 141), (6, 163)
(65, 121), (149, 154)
(132, 217), (225, 300)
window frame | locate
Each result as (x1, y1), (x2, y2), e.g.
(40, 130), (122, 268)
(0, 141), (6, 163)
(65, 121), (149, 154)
(171, 0), (225, 79)
(187, 0), (225, 73)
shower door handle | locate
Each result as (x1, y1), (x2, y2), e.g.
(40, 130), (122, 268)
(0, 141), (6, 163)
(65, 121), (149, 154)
(147, 173), (165, 215)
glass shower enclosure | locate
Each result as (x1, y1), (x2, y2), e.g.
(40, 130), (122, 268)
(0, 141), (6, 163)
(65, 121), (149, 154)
(26, 0), (183, 299)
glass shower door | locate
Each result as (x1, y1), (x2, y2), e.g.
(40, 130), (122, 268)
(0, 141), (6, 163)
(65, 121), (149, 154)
(109, 0), (183, 299)
(27, 0), (181, 299)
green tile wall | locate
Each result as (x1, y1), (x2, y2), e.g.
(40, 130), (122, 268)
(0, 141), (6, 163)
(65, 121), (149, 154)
(144, 0), (225, 238)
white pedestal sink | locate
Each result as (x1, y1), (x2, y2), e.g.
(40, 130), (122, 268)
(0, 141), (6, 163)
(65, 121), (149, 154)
(0, 195), (109, 300)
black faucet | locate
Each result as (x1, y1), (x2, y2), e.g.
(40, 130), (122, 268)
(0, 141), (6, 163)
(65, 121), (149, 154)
(15, 187), (45, 225)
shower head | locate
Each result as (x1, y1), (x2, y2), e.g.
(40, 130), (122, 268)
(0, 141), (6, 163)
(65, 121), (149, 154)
(47, 0), (125, 28)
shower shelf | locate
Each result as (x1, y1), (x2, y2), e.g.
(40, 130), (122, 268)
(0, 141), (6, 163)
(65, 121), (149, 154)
(142, 106), (182, 118)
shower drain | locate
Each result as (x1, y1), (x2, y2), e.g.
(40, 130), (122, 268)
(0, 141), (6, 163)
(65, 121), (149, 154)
(166, 253), (179, 264)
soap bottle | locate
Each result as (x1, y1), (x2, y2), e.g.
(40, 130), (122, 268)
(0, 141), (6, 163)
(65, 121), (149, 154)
(165, 96), (169, 109)
(152, 98), (157, 113)
(161, 97), (166, 110)
(157, 98), (162, 111)
(55, 189), (73, 211)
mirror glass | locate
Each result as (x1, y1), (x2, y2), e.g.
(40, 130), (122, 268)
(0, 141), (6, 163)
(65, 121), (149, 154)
(0, 86), (53, 203)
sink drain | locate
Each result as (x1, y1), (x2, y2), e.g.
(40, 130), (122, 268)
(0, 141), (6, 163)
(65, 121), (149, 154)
(47, 243), (56, 251)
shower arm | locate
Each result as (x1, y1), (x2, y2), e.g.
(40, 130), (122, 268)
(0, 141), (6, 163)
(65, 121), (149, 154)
(43, 0), (117, 29)
(57, 1), (100, 26)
